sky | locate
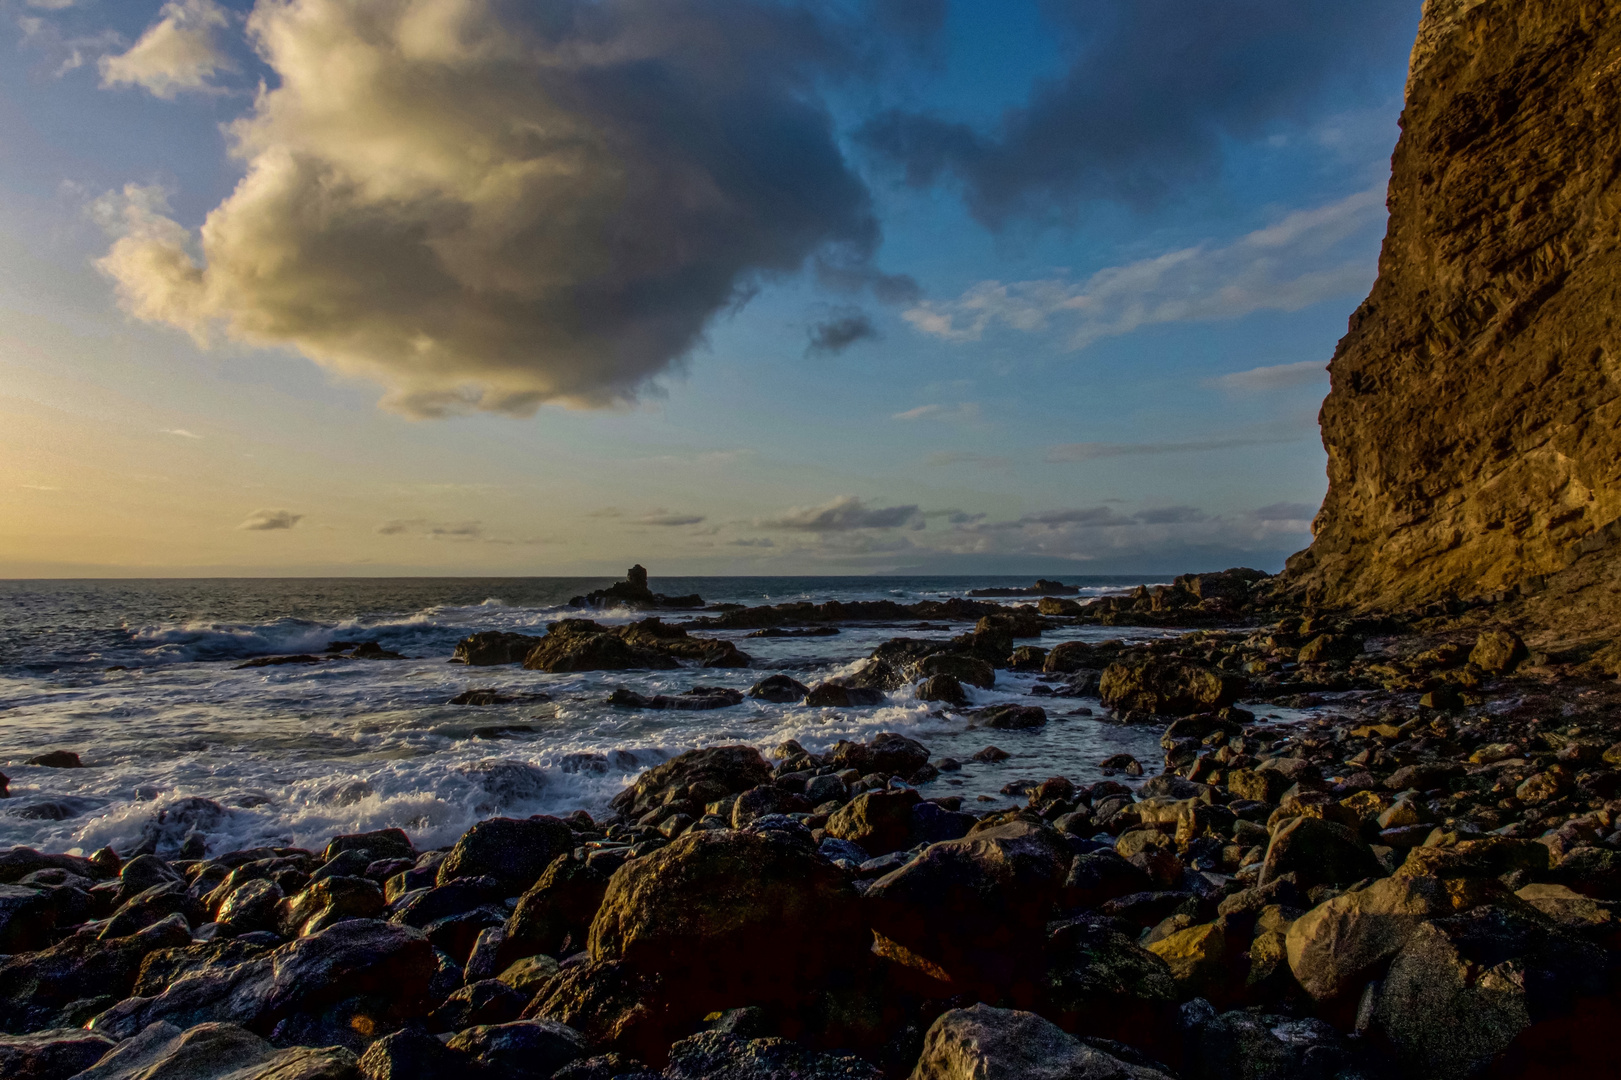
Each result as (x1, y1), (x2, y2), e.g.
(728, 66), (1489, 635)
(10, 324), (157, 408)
(0, 0), (1425, 577)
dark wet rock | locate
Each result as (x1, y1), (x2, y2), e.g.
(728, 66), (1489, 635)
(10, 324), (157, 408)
(311, 850), (373, 884)
(1284, 874), (1470, 1003)
(0, 886), (58, 954)
(102, 881), (204, 940)
(826, 790), (922, 856)
(1046, 643), (1105, 679)
(235, 654), (330, 669)
(431, 978), (529, 1031)
(911, 802), (976, 846)
(569, 565), (704, 611)
(1061, 850), (1154, 911)
(447, 1020), (587, 1080)
(115, 855), (184, 906)
(916, 674), (968, 706)
(970, 746), (1010, 763)
(607, 746), (772, 825)
(1372, 905), (1616, 1079)
(520, 620), (684, 673)
(663, 1031), (885, 1080)
(1099, 659), (1243, 716)
(587, 829), (867, 1035)
(0, 914), (191, 1033)
(828, 733), (931, 779)
(132, 939), (273, 998)
(454, 632), (547, 666)
(804, 683), (887, 707)
(522, 959), (675, 1066)
(912, 1003), (1174, 1080)
(0, 1027), (116, 1080)
(390, 879), (504, 930)
(746, 675), (809, 703)
(552, 1053), (659, 1080)
(915, 654), (995, 690)
(1295, 633), (1363, 663)
(503, 854), (610, 965)
(448, 688), (552, 706)
(1099, 753), (1143, 776)
(1043, 918), (1178, 1046)
(23, 752), (81, 769)
(0, 849), (99, 885)
(357, 1027), (476, 1080)
(89, 918), (435, 1040)
(1260, 816), (1381, 890)
(1009, 645), (1049, 671)
(746, 626), (840, 638)
(605, 687), (744, 710)
(436, 816), (575, 894)
(731, 785), (810, 828)
(1469, 629), (1528, 674)
(819, 838), (870, 865)
(689, 597), (1000, 631)
(276, 876), (385, 937)
(971, 704), (1048, 730)
(866, 821), (1072, 997)
(968, 579), (1080, 597)
(70, 1020), (358, 1080)
(1180, 1005), (1355, 1080)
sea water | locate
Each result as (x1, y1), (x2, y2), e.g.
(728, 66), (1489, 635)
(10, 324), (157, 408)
(0, 576), (1270, 857)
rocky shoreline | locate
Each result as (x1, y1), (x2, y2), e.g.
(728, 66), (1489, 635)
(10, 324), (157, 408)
(3, 567), (1619, 1080)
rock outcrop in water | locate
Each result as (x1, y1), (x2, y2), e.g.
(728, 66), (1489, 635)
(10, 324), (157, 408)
(569, 566), (704, 611)
(1288, 0), (1621, 645)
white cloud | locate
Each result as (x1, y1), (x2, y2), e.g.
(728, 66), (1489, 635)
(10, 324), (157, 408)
(160, 428), (204, 438)
(377, 518), (484, 541)
(759, 495), (923, 532)
(93, 0), (892, 418)
(637, 510), (706, 527)
(1205, 359), (1326, 394)
(892, 402), (982, 423)
(239, 509), (302, 530)
(905, 186), (1383, 348)
(99, 0), (232, 100)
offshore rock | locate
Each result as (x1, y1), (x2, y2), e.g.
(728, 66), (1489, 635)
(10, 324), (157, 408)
(569, 564), (704, 610)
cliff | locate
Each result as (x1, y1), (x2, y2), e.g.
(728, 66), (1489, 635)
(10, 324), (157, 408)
(1286, 0), (1621, 635)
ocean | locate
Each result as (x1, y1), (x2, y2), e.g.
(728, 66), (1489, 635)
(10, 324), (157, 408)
(0, 575), (1290, 858)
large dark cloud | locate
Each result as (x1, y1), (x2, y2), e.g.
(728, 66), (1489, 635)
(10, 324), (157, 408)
(859, 0), (1420, 227)
(98, 0), (919, 417)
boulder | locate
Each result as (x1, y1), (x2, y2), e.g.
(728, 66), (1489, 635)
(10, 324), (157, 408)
(1468, 629), (1528, 674)
(1285, 874), (1471, 1002)
(0, 1028), (116, 1080)
(828, 733), (931, 779)
(0, 849), (99, 885)
(518, 620), (684, 673)
(446, 1020), (586, 1080)
(522, 959), (677, 1066)
(665, 1031), (885, 1080)
(1295, 634), (1362, 663)
(1061, 851), (1153, 910)
(866, 822), (1073, 998)
(503, 854), (610, 963)
(608, 747), (772, 825)
(132, 940), (272, 998)
(69, 1020), (357, 1080)
(746, 675), (809, 703)
(0, 886), (58, 954)
(1259, 816), (1381, 890)
(277, 876), (384, 937)
(356, 1027), (475, 1080)
(436, 816), (575, 894)
(453, 632), (546, 666)
(910, 1003), (1173, 1080)
(325, 830), (415, 865)
(430, 979), (531, 1033)
(805, 683), (887, 707)
(917, 674), (968, 706)
(1099, 660), (1242, 716)
(216, 879), (285, 936)
(972, 705), (1048, 730)
(915, 654), (995, 690)
(606, 687), (744, 710)
(1180, 1007), (1356, 1080)
(1372, 906), (1616, 1079)
(1041, 919), (1178, 1046)
(89, 919), (435, 1040)
(1145, 922), (1230, 998)
(0, 915), (192, 1033)
(826, 790), (923, 856)
(1042, 642), (1097, 674)
(24, 752), (81, 769)
(587, 829), (867, 1017)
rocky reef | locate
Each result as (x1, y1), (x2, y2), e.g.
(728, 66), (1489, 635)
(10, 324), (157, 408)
(1287, 0), (1621, 655)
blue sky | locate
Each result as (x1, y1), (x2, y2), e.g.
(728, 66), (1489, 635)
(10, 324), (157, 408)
(0, 0), (1424, 576)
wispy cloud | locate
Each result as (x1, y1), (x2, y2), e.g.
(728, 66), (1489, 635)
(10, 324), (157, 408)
(638, 510), (707, 527)
(99, 0), (233, 99)
(160, 428), (203, 439)
(892, 402), (983, 423)
(904, 187), (1382, 349)
(760, 495), (923, 532)
(1045, 434), (1303, 462)
(239, 509), (301, 531)
(806, 311), (879, 356)
(377, 519), (484, 541)
(1205, 359), (1327, 393)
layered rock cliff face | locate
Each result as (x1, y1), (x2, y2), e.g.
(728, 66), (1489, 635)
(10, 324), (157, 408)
(1287, 0), (1621, 623)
